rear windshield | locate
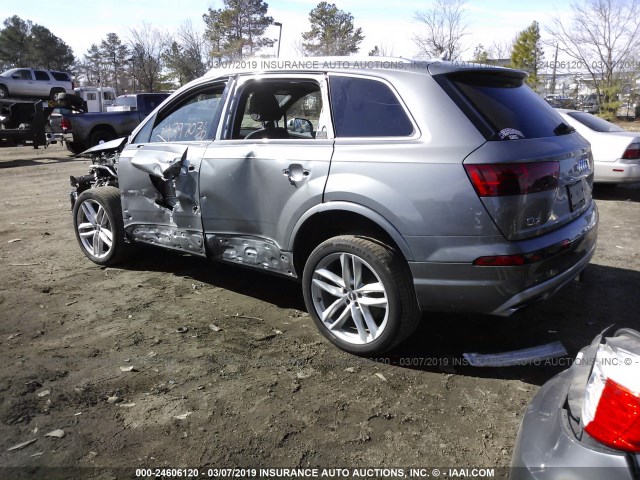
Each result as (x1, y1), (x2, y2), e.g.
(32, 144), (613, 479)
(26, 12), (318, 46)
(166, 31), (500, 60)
(115, 96), (137, 108)
(566, 111), (624, 133)
(448, 72), (565, 140)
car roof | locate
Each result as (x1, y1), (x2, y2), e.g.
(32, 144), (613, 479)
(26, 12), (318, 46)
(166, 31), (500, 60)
(202, 56), (522, 80)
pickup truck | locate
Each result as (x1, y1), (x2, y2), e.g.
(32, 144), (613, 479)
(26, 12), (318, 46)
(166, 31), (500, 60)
(61, 93), (169, 153)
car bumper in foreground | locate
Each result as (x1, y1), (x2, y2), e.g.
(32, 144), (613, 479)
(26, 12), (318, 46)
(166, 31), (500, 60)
(510, 368), (636, 480)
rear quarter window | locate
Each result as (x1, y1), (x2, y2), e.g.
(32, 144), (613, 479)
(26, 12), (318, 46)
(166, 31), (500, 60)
(445, 72), (564, 140)
(50, 71), (70, 81)
(329, 76), (414, 137)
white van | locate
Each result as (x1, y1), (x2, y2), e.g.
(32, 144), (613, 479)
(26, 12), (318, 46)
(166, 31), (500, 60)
(73, 86), (117, 112)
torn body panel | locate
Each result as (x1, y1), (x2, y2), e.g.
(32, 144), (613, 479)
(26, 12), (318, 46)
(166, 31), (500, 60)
(118, 142), (209, 254)
(126, 225), (205, 255)
(205, 234), (295, 276)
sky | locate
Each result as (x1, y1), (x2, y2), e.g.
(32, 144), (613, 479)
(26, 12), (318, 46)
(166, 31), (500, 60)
(0, 0), (572, 64)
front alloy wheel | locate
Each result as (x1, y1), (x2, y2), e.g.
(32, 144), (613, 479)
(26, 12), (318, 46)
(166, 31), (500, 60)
(303, 235), (420, 355)
(72, 187), (128, 265)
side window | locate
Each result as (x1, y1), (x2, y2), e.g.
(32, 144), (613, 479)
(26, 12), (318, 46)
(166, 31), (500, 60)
(231, 80), (323, 140)
(50, 71), (70, 81)
(14, 69), (32, 80)
(144, 84), (226, 143)
(87, 92), (97, 101)
(34, 70), (50, 81)
(329, 76), (414, 137)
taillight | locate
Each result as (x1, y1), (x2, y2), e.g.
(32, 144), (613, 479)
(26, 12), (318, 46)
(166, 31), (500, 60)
(622, 143), (640, 160)
(582, 339), (640, 453)
(464, 162), (559, 196)
(60, 117), (71, 131)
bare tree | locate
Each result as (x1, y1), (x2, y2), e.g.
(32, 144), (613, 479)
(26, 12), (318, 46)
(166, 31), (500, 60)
(488, 41), (513, 61)
(164, 20), (209, 87)
(547, 0), (640, 114)
(413, 0), (467, 60)
(128, 23), (168, 92)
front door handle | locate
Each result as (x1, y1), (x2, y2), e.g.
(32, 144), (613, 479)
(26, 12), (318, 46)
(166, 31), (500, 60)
(283, 164), (309, 185)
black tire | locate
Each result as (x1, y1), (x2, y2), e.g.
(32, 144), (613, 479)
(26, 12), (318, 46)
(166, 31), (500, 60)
(72, 187), (129, 266)
(65, 141), (85, 155)
(50, 87), (65, 100)
(0, 85), (8, 99)
(89, 128), (115, 147)
(302, 235), (420, 355)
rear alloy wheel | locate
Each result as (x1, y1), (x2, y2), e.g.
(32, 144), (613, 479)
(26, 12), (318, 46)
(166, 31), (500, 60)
(302, 235), (420, 355)
(0, 85), (8, 99)
(73, 187), (128, 265)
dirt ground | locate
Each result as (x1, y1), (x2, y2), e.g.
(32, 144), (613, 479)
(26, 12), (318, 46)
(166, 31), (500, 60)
(0, 141), (639, 479)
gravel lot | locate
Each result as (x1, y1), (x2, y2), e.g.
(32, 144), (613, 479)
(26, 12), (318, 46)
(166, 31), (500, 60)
(0, 141), (638, 478)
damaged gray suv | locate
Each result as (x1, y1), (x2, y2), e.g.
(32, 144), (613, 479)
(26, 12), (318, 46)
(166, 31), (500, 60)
(69, 58), (598, 355)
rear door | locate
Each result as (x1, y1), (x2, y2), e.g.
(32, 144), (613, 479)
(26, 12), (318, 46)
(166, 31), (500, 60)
(198, 73), (334, 273)
(33, 70), (52, 96)
(117, 80), (228, 255)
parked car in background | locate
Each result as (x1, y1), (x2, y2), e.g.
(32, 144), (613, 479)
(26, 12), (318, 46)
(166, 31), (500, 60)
(580, 93), (601, 114)
(0, 68), (73, 100)
(68, 58), (598, 355)
(61, 93), (169, 153)
(511, 327), (640, 480)
(544, 95), (577, 109)
(556, 109), (640, 184)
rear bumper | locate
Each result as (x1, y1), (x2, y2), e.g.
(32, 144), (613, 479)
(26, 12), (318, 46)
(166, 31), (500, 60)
(595, 160), (640, 183)
(62, 132), (74, 143)
(510, 369), (635, 480)
(408, 202), (598, 315)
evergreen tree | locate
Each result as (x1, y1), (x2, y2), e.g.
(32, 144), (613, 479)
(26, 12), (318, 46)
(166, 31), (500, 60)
(0, 16), (31, 68)
(302, 2), (364, 56)
(511, 21), (544, 89)
(100, 33), (129, 92)
(203, 0), (274, 60)
(472, 44), (489, 63)
(0, 16), (74, 70)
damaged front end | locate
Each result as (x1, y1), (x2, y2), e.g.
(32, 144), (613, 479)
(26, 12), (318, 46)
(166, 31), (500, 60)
(69, 137), (127, 208)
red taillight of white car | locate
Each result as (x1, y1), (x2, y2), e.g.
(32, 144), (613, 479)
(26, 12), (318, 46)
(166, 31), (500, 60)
(622, 143), (640, 160)
(582, 340), (640, 452)
(464, 162), (560, 197)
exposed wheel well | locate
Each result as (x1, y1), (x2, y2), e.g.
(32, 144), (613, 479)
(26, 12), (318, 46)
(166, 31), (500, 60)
(292, 210), (404, 276)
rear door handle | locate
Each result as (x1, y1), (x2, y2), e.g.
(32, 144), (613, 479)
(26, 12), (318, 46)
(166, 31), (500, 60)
(283, 163), (309, 185)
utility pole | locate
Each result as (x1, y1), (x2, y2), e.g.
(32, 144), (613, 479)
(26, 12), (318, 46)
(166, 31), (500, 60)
(274, 22), (283, 58)
(550, 43), (558, 95)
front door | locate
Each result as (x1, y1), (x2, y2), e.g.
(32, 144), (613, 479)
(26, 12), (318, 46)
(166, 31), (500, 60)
(199, 74), (335, 276)
(117, 81), (229, 255)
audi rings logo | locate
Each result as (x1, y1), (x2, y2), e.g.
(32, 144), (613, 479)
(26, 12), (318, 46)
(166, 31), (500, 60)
(576, 157), (590, 174)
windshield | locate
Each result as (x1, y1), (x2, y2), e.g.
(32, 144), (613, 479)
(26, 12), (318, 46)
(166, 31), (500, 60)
(566, 112), (625, 133)
(0, 68), (17, 77)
